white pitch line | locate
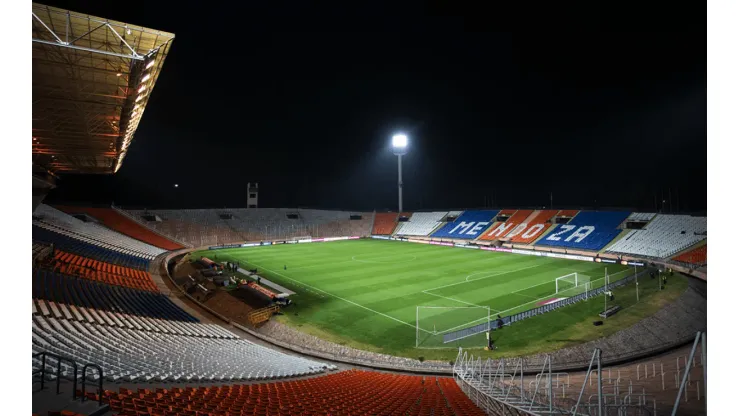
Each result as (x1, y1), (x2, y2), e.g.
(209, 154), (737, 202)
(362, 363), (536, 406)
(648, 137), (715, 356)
(423, 262), (548, 293)
(242, 260), (432, 334)
(422, 290), (497, 310)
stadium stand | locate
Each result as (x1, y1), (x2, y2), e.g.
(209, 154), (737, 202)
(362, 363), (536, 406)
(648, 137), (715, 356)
(34, 204), (166, 260)
(32, 315), (332, 382)
(536, 211), (630, 251)
(673, 244), (707, 265)
(555, 209), (579, 217)
(49, 250), (159, 292)
(627, 212), (657, 222)
(127, 209), (243, 247)
(33, 242), (52, 263)
(293, 209), (373, 238)
(33, 225), (150, 270)
(431, 210), (499, 240)
(103, 370), (484, 415)
(506, 209), (559, 244)
(479, 209), (534, 241)
(606, 214), (707, 258)
(33, 269), (196, 322)
(55, 206), (184, 250)
(372, 212), (400, 235)
(125, 208), (373, 247)
(395, 211), (448, 236)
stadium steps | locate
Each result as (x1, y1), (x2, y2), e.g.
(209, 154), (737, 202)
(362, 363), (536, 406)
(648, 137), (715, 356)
(598, 228), (632, 253)
(33, 377), (110, 416)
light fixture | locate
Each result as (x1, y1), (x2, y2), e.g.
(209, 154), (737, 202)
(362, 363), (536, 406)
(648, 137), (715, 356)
(135, 95), (144, 102)
(146, 60), (155, 69)
(116, 73), (122, 77)
(140, 74), (151, 83)
(138, 85), (147, 93)
(392, 134), (408, 149)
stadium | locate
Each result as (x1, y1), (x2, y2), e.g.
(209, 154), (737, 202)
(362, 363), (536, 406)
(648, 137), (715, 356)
(29, 3), (708, 416)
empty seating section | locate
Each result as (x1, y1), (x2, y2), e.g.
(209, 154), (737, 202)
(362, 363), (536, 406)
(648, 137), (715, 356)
(431, 210), (499, 240)
(297, 209), (373, 238)
(34, 204), (166, 259)
(673, 245), (707, 265)
(537, 211), (630, 251)
(627, 212), (657, 222)
(33, 225), (149, 270)
(125, 208), (373, 247)
(372, 212), (399, 235)
(395, 211), (448, 236)
(33, 242), (51, 262)
(33, 269), (196, 322)
(33, 299), (232, 338)
(479, 209), (533, 240)
(33, 315), (332, 383)
(51, 250), (158, 292)
(104, 370), (484, 415)
(508, 209), (560, 244)
(56, 206), (185, 250)
(556, 209), (580, 217)
(606, 214), (707, 258)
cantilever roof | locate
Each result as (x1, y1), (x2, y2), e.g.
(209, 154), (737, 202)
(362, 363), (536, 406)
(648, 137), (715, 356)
(32, 3), (175, 174)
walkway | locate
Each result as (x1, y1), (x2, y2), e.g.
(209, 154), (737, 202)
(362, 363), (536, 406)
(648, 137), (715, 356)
(237, 266), (296, 295)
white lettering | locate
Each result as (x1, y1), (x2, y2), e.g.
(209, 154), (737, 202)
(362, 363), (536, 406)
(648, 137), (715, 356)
(487, 222), (513, 237)
(521, 224), (544, 239)
(506, 223), (528, 237)
(565, 225), (595, 242)
(546, 225), (575, 241)
(466, 222), (489, 235)
(450, 221), (475, 234)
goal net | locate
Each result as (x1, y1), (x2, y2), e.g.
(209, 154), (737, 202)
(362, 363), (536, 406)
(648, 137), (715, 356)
(416, 306), (490, 349)
(555, 272), (592, 296)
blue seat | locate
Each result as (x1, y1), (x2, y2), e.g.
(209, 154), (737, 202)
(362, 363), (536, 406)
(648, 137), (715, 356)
(430, 210), (499, 240)
(33, 269), (197, 323)
(33, 225), (149, 270)
(535, 211), (631, 250)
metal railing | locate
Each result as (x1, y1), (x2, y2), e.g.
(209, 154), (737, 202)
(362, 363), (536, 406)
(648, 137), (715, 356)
(33, 351), (78, 399)
(81, 363), (104, 406)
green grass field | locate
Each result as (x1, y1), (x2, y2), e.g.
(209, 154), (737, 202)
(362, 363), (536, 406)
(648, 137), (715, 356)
(193, 239), (687, 361)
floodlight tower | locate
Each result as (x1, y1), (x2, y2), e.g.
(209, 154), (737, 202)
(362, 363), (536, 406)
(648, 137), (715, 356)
(392, 133), (408, 212)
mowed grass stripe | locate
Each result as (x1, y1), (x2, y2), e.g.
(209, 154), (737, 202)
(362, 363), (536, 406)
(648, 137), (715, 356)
(196, 239), (643, 356)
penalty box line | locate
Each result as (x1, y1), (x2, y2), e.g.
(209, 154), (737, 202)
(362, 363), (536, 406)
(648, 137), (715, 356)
(237, 259), (434, 334)
(420, 262), (548, 310)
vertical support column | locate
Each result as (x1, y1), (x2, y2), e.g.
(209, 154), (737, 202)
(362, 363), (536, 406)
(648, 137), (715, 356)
(397, 154), (403, 213)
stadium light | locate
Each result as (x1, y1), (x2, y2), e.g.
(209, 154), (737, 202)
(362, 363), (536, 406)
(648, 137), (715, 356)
(138, 85), (147, 93)
(140, 74), (151, 83)
(146, 60), (155, 69)
(391, 133), (409, 212)
(392, 134), (408, 150)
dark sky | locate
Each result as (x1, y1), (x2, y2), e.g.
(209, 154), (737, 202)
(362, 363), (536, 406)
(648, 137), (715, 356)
(44, 2), (707, 213)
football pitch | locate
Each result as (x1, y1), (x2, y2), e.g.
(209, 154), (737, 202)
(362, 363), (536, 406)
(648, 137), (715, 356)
(196, 239), (642, 354)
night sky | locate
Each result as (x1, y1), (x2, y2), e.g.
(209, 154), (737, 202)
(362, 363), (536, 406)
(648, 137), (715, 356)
(44, 2), (707, 213)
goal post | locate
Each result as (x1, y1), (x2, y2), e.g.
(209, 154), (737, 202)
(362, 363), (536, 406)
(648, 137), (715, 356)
(416, 306), (490, 349)
(555, 272), (593, 297)
(555, 273), (579, 293)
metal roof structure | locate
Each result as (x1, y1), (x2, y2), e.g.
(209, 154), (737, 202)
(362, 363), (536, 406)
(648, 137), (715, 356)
(32, 3), (175, 174)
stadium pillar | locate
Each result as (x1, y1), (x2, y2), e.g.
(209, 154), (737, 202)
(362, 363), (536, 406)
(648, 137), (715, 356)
(398, 154), (403, 212)
(391, 133), (408, 213)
